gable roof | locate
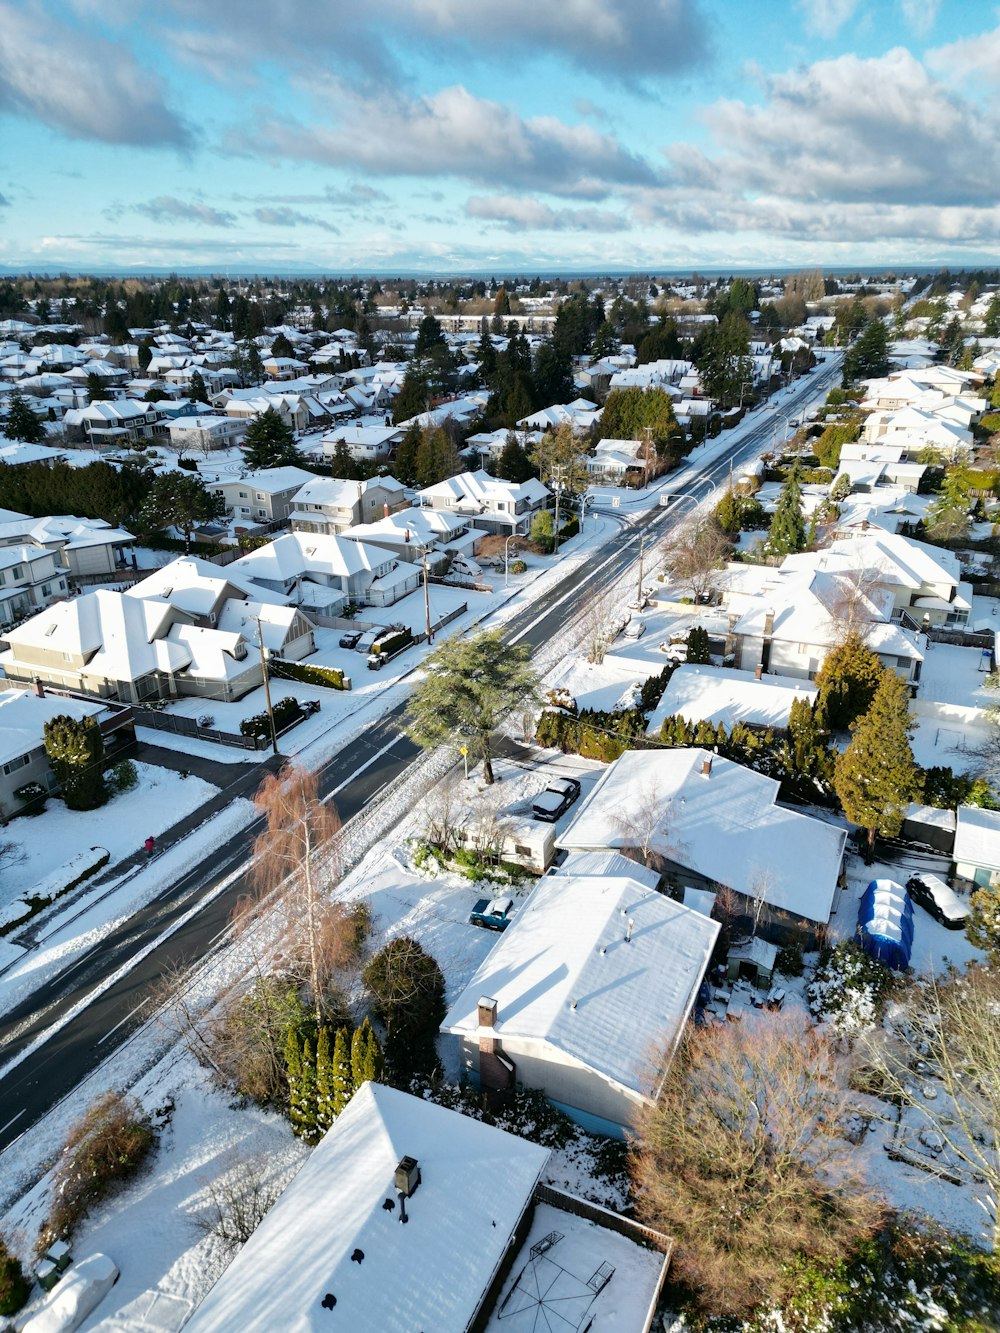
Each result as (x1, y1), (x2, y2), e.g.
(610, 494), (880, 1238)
(443, 873), (717, 1096)
(187, 1083), (548, 1333)
(559, 748), (846, 924)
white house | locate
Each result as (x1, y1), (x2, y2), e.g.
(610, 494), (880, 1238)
(557, 748), (847, 939)
(953, 805), (1000, 888)
(646, 664), (817, 737)
(416, 468), (549, 535)
(164, 414), (246, 454)
(0, 514), (136, 581)
(230, 531), (421, 611)
(0, 545), (68, 627)
(187, 1083), (550, 1333)
(289, 474), (408, 536)
(211, 466), (316, 525)
(442, 868), (718, 1136)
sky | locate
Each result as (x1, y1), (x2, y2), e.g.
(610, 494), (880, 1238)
(2, 0), (1000, 274)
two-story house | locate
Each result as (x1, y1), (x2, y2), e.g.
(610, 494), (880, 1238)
(211, 467), (317, 526)
(165, 414), (247, 454)
(0, 545), (68, 628)
(62, 399), (162, 445)
(0, 515), (136, 583)
(231, 532), (421, 611)
(415, 468), (549, 535)
(289, 474), (407, 536)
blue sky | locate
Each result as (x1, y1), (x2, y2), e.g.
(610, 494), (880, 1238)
(2, 0), (999, 273)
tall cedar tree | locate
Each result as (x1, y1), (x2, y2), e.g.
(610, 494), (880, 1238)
(43, 714), (107, 810)
(351, 1016), (384, 1087)
(814, 633), (885, 730)
(189, 369), (210, 404)
(843, 318), (890, 385)
(332, 1026), (353, 1117)
(298, 1036), (318, 1143)
(285, 1028), (305, 1137)
(766, 463), (807, 558)
(315, 1026), (334, 1134)
(495, 434), (535, 483)
(362, 936), (446, 1079)
(242, 405), (303, 470)
(140, 473), (226, 553)
(405, 629), (538, 784)
(3, 390), (45, 443)
(834, 670), (920, 863)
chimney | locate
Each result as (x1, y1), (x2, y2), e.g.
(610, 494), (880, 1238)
(701, 755), (713, 778)
(625, 915), (634, 943)
(763, 610), (774, 639)
(395, 1155), (421, 1199)
(478, 997), (497, 1028)
(404, 528), (410, 543)
(34, 678), (45, 698)
(754, 664), (763, 681)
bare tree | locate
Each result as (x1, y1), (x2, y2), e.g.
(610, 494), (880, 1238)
(633, 1011), (883, 1318)
(193, 1150), (282, 1253)
(151, 959), (224, 1078)
(747, 865), (772, 939)
(250, 763), (344, 1027)
(821, 565), (888, 644)
(856, 965), (1000, 1246)
(662, 518), (732, 604)
(615, 789), (675, 874)
(583, 588), (623, 665)
(419, 773), (467, 855)
(467, 786), (511, 862)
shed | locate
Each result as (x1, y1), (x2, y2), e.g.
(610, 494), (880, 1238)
(726, 936), (779, 988)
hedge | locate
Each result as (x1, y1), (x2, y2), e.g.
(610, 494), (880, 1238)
(372, 627), (413, 657)
(0, 846), (111, 937)
(271, 659), (349, 690)
(240, 695), (302, 740)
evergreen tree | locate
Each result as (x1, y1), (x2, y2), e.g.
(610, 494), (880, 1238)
(86, 372), (109, 403)
(834, 670), (919, 863)
(315, 1026), (333, 1134)
(246, 340), (264, 384)
(843, 318), (890, 385)
(393, 421), (422, 485)
(328, 439), (358, 479)
(687, 625), (711, 664)
(137, 339), (154, 373)
(332, 1026), (353, 1117)
(784, 697), (834, 791)
(765, 464), (806, 558)
(140, 473), (226, 553)
(189, 370), (210, 404)
(814, 634), (885, 731)
(351, 1016), (383, 1087)
(242, 406), (303, 470)
(270, 331), (295, 359)
(475, 326), (496, 381)
(0, 1232), (30, 1317)
(636, 319), (681, 365)
(3, 390), (45, 443)
(495, 433), (535, 483)
(43, 714), (107, 810)
(392, 366), (430, 424)
(298, 1036), (318, 1143)
(414, 313), (446, 357)
(285, 1027), (304, 1135)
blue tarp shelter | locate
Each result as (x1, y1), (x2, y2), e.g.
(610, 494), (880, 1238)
(857, 879), (913, 971)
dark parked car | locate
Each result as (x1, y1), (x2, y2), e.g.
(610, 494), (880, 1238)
(905, 874), (968, 930)
(338, 629), (363, 649)
(469, 897), (514, 931)
(531, 776), (581, 823)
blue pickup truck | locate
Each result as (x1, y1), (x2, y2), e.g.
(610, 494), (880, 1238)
(469, 897), (514, 932)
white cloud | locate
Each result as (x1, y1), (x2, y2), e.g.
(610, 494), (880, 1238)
(226, 80), (656, 198)
(899, 0), (939, 38)
(253, 206), (340, 234)
(135, 197), (236, 226)
(465, 195), (630, 231)
(0, 1), (190, 146)
(795, 0), (859, 39)
(928, 21), (1000, 82)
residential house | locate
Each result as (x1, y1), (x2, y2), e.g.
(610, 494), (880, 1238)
(585, 437), (646, 480)
(0, 545), (68, 628)
(313, 423), (403, 463)
(62, 398), (162, 445)
(0, 685), (134, 813)
(164, 414), (246, 454)
(646, 664), (817, 738)
(211, 466), (316, 526)
(557, 748), (847, 942)
(517, 398), (602, 433)
(0, 515), (136, 582)
(415, 469), (549, 536)
(442, 867), (718, 1136)
(342, 506), (482, 566)
(223, 393), (312, 434)
(953, 805), (1000, 888)
(230, 532), (421, 612)
(289, 474), (407, 536)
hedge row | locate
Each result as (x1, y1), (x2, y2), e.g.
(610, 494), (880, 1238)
(271, 659), (348, 690)
(0, 847), (111, 937)
(372, 627), (413, 657)
(240, 695), (302, 740)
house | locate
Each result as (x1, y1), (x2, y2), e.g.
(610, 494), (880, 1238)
(62, 399), (162, 445)
(0, 545), (68, 628)
(187, 1083), (550, 1333)
(230, 532), (421, 611)
(211, 466), (316, 525)
(224, 393), (311, 434)
(953, 805), (1000, 888)
(557, 748), (847, 941)
(342, 506), (482, 565)
(415, 469), (549, 536)
(314, 423), (403, 463)
(0, 685), (135, 812)
(164, 414), (246, 454)
(442, 869), (718, 1136)
(0, 515), (136, 582)
(517, 398), (602, 433)
(289, 474), (408, 536)
(585, 437), (647, 480)
(646, 663), (817, 737)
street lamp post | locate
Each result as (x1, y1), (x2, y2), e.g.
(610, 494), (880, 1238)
(503, 534), (518, 586)
(420, 545), (433, 643)
(738, 379), (754, 409)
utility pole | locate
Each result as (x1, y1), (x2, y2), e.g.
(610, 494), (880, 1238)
(422, 546), (433, 643)
(255, 617), (279, 757)
(552, 465), (564, 555)
(636, 534), (645, 608)
(642, 425), (653, 488)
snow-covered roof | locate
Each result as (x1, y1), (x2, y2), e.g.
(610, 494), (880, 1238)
(291, 473), (405, 509)
(0, 687), (103, 765)
(559, 748), (847, 924)
(647, 664), (816, 734)
(127, 556), (288, 615)
(417, 468), (548, 511)
(954, 804), (1000, 872)
(443, 872), (718, 1096)
(344, 506), (469, 547)
(220, 466), (316, 494)
(231, 532), (393, 583)
(188, 1082), (548, 1333)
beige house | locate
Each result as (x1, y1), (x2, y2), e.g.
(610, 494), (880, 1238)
(289, 474), (408, 535)
(212, 466), (316, 525)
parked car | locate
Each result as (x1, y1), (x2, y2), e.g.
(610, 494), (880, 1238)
(469, 896), (514, 931)
(905, 873), (968, 930)
(531, 776), (582, 822)
(622, 618), (646, 641)
(338, 629), (363, 649)
(354, 630), (379, 654)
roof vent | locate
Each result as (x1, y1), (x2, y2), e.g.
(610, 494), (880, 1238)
(395, 1155), (421, 1199)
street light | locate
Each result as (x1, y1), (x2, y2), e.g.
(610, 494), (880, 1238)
(738, 380), (754, 409)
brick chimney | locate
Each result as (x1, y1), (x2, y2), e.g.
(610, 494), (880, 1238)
(701, 755), (713, 777)
(754, 664), (763, 681)
(763, 610), (774, 639)
(34, 678), (45, 698)
(477, 996), (514, 1093)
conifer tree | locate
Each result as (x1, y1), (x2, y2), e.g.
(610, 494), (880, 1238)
(285, 1028), (304, 1136)
(351, 1016), (383, 1087)
(834, 670), (920, 864)
(298, 1036), (318, 1143)
(315, 1026), (333, 1134)
(814, 634), (885, 731)
(765, 463), (806, 558)
(393, 421), (421, 485)
(332, 1026), (353, 1117)
(189, 369), (210, 404)
(242, 406), (303, 470)
(3, 389), (45, 443)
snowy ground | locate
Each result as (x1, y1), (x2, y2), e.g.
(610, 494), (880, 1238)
(0, 763), (218, 920)
(917, 640), (995, 709)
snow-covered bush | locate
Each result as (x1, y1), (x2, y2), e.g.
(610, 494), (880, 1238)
(808, 940), (894, 1033)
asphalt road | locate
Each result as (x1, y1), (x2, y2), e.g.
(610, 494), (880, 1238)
(0, 356), (842, 1152)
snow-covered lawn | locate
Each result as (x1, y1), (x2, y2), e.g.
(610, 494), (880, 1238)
(917, 640), (994, 708)
(1, 763), (218, 916)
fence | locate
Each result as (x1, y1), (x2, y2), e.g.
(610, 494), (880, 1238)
(71, 568), (146, 588)
(134, 708), (263, 750)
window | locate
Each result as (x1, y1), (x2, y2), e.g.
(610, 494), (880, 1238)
(12, 566), (23, 579)
(514, 843), (532, 857)
(41, 584), (51, 596)
(257, 509), (268, 519)
(2, 754), (30, 777)
(239, 490), (249, 498)
(255, 492), (265, 500)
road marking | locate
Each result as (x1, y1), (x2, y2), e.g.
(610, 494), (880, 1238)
(0, 1108), (25, 1136)
(95, 996), (151, 1046)
(327, 734), (407, 799)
